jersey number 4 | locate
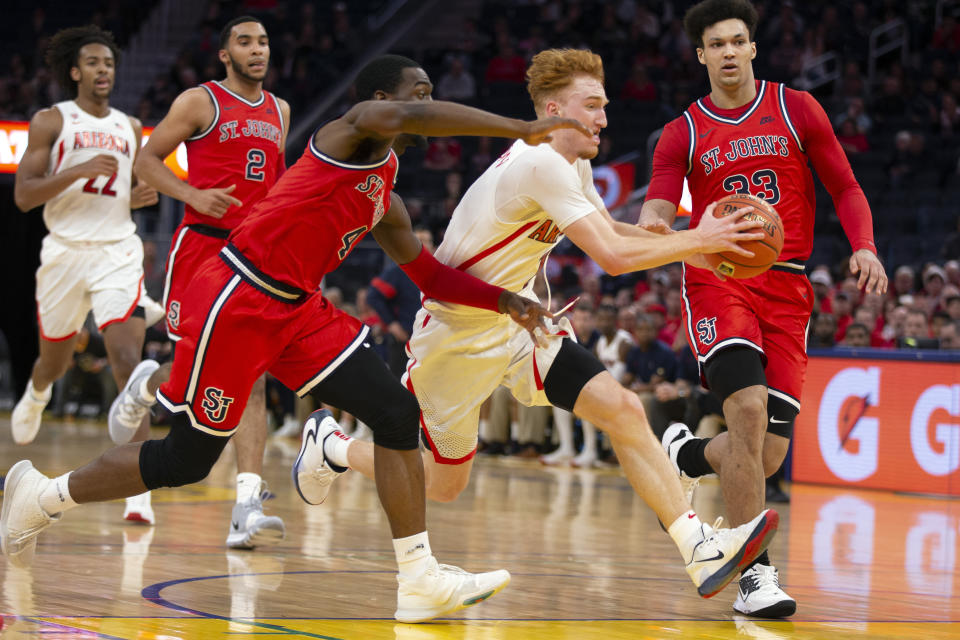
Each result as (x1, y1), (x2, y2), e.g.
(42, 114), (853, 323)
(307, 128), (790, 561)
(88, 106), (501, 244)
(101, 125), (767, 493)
(339, 226), (368, 260)
(82, 172), (118, 197)
(722, 169), (780, 204)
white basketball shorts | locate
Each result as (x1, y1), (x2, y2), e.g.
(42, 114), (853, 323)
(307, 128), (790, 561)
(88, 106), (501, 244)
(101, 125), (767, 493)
(35, 233), (145, 340)
(402, 303), (574, 464)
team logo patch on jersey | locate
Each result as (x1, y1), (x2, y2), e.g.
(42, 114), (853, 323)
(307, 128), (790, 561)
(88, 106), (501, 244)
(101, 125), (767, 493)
(167, 301), (181, 330)
(696, 316), (718, 346)
(200, 387), (235, 423)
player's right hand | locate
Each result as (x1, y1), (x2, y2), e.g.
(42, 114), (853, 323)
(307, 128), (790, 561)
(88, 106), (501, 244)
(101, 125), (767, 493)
(522, 117), (593, 146)
(189, 184), (243, 218)
(499, 292), (553, 348)
(695, 201), (765, 256)
(73, 154), (119, 179)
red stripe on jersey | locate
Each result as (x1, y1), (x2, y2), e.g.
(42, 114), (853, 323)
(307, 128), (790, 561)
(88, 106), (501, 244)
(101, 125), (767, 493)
(455, 220), (539, 271)
(53, 140), (66, 173)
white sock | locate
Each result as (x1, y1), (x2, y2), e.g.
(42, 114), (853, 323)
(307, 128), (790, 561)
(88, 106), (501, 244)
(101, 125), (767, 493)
(668, 510), (705, 563)
(236, 472), (262, 504)
(38, 472), (78, 516)
(27, 379), (51, 403)
(138, 377), (156, 404)
(393, 531), (432, 578)
(322, 430), (353, 468)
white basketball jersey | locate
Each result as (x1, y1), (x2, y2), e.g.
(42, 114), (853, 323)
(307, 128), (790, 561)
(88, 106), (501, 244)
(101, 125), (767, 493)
(42, 101), (136, 242)
(596, 328), (634, 382)
(431, 140), (603, 310)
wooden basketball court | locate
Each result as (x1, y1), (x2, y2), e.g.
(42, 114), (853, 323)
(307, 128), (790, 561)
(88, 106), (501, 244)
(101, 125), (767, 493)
(0, 417), (956, 639)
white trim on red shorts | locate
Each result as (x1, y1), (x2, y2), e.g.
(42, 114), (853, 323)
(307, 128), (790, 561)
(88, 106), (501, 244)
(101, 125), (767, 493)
(294, 325), (371, 397)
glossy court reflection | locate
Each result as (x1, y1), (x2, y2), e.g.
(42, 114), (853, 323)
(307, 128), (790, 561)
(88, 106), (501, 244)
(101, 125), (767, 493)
(0, 421), (957, 639)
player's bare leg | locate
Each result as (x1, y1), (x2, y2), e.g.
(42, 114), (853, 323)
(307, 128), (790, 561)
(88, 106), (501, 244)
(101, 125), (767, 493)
(11, 335), (80, 444)
(702, 385), (768, 527)
(227, 375), (285, 549)
(102, 316), (156, 523)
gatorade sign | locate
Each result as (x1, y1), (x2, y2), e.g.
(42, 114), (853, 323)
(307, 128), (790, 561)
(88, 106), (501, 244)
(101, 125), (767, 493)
(793, 355), (960, 495)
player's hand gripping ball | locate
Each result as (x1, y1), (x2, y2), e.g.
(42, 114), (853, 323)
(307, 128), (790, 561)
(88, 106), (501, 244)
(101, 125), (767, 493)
(703, 193), (784, 279)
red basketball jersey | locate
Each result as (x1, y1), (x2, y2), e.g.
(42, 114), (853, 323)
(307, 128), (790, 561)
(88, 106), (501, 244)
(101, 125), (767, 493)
(182, 81), (285, 229)
(229, 137), (399, 293)
(683, 80), (814, 262)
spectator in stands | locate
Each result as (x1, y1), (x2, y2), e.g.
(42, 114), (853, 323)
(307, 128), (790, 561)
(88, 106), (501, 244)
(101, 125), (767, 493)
(940, 320), (960, 349)
(842, 322), (871, 347)
(932, 11), (960, 53)
(809, 267), (834, 313)
(837, 119), (869, 155)
(944, 260), (960, 287)
(767, 30), (803, 83)
(886, 130), (922, 188)
(484, 38), (526, 85)
(871, 75), (909, 126)
(809, 312), (837, 348)
(620, 62), (658, 103)
(938, 92), (960, 139)
(903, 308), (930, 340)
(832, 291), (854, 341)
(436, 57), (476, 103)
(909, 76), (941, 130)
(946, 294), (960, 321)
(423, 137), (462, 172)
(622, 313), (677, 397)
(943, 216), (960, 260)
(932, 310), (953, 339)
(891, 264), (918, 300)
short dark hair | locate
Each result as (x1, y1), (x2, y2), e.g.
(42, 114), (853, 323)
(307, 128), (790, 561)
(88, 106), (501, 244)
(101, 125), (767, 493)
(219, 16), (265, 49)
(355, 54), (420, 101)
(683, 0), (759, 48)
(46, 25), (120, 98)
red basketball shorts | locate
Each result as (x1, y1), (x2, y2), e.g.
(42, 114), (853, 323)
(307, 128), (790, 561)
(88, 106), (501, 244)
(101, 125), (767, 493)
(157, 250), (367, 435)
(163, 224), (232, 341)
(680, 262), (814, 410)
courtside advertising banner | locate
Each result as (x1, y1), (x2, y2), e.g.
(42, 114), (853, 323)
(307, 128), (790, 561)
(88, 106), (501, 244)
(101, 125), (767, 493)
(0, 120), (187, 178)
(793, 353), (960, 496)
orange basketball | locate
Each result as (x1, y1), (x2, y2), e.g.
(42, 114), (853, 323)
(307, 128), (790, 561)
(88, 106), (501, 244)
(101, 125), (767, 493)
(702, 193), (784, 279)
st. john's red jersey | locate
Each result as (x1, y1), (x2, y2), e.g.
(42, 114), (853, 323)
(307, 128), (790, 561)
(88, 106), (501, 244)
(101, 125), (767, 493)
(665, 80), (816, 262)
(228, 136), (399, 293)
(182, 81), (285, 229)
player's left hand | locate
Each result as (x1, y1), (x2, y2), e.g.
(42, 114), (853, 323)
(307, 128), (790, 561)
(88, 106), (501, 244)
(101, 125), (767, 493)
(848, 248), (888, 295)
(499, 292), (553, 348)
(131, 183), (159, 209)
(522, 117), (593, 146)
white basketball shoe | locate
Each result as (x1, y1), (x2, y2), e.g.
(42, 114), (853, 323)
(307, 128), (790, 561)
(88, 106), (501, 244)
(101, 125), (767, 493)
(226, 484), (286, 549)
(292, 409), (348, 505)
(11, 383), (51, 445)
(0, 461), (61, 567)
(109, 359), (160, 444)
(685, 509), (780, 598)
(734, 563), (797, 617)
(123, 491), (155, 525)
(395, 557), (510, 623)
(662, 422), (702, 504)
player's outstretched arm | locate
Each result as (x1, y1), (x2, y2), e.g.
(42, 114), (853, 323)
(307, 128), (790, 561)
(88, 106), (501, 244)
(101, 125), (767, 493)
(564, 203), (764, 275)
(637, 198), (680, 234)
(14, 109), (118, 211)
(134, 88), (241, 218)
(372, 194), (551, 342)
(349, 100), (592, 145)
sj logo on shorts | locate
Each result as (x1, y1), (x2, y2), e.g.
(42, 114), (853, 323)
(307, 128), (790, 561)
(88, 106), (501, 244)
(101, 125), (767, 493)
(167, 301), (181, 330)
(696, 316), (718, 346)
(201, 387), (235, 423)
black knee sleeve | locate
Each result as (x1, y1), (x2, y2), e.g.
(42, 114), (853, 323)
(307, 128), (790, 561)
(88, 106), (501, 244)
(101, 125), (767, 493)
(139, 414), (230, 489)
(543, 339), (606, 412)
(703, 346), (766, 401)
(309, 342), (420, 451)
(766, 392), (799, 438)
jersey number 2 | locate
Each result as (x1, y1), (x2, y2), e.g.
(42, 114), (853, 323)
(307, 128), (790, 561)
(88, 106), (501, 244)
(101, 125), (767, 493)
(82, 172), (118, 197)
(246, 149), (266, 181)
